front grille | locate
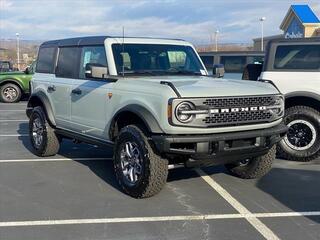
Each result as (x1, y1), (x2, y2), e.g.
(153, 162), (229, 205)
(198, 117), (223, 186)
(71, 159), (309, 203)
(202, 95), (278, 127)
(203, 96), (276, 108)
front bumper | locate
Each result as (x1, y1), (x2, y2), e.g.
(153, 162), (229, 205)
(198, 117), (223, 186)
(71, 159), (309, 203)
(152, 123), (288, 167)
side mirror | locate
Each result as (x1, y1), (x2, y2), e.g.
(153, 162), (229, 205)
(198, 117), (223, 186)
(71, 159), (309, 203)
(212, 64), (225, 78)
(24, 67), (30, 74)
(85, 63), (108, 79)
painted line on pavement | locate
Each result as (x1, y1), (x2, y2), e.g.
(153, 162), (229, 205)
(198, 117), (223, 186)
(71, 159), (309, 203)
(196, 169), (280, 240)
(0, 134), (29, 137)
(0, 110), (25, 112)
(0, 211), (319, 227)
(0, 157), (112, 163)
(0, 120), (28, 122)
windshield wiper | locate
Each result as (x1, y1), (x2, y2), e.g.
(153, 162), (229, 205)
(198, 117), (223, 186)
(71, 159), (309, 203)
(119, 70), (157, 76)
(163, 70), (202, 76)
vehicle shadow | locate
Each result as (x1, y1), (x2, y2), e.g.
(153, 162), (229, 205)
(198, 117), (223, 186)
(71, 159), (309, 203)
(17, 122), (320, 223)
(256, 166), (320, 223)
(17, 122), (209, 196)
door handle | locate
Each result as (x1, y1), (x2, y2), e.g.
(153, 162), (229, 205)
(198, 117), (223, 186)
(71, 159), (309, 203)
(47, 85), (56, 92)
(71, 88), (82, 95)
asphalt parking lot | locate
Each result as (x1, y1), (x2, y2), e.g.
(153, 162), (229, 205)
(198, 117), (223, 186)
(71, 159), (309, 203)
(0, 101), (319, 240)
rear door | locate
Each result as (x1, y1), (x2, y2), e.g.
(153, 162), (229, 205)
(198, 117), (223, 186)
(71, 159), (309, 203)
(53, 47), (80, 128)
(70, 45), (112, 139)
(33, 46), (72, 128)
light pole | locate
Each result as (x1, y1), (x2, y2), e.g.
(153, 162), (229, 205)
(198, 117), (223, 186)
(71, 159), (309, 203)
(16, 33), (20, 70)
(214, 29), (219, 52)
(259, 17), (266, 52)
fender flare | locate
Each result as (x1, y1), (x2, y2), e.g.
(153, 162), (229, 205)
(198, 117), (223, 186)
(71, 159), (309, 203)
(27, 91), (56, 126)
(110, 104), (164, 137)
(0, 78), (24, 91)
(285, 91), (320, 102)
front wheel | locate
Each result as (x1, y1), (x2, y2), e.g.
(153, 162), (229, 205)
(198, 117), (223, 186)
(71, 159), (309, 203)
(225, 146), (276, 179)
(277, 106), (320, 161)
(113, 125), (168, 198)
(0, 83), (22, 103)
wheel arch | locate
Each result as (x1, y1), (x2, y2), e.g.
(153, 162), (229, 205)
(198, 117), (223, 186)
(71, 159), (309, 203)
(285, 92), (320, 112)
(0, 79), (24, 92)
(27, 91), (56, 126)
(109, 105), (164, 141)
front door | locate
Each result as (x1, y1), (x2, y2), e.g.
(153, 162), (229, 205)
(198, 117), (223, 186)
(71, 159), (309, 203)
(70, 46), (112, 140)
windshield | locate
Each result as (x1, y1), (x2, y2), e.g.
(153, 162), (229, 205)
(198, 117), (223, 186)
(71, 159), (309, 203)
(112, 44), (205, 76)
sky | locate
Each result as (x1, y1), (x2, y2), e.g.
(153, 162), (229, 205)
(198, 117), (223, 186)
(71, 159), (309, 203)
(0, 0), (319, 45)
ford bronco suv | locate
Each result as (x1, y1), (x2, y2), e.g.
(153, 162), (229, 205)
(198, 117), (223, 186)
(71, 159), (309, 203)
(0, 61), (35, 103)
(26, 36), (287, 198)
(243, 38), (320, 162)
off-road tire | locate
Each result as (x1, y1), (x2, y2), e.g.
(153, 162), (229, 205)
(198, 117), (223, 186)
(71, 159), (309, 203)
(113, 125), (168, 198)
(225, 146), (276, 179)
(0, 83), (22, 103)
(277, 106), (320, 162)
(242, 64), (263, 81)
(29, 106), (60, 157)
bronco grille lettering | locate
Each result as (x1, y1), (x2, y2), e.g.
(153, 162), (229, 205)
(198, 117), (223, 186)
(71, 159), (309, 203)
(210, 106), (267, 114)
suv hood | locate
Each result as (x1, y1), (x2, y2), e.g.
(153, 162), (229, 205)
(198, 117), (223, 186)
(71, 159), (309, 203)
(126, 76), (279, 97)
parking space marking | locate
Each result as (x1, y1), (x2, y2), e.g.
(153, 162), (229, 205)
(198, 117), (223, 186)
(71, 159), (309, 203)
(196, 169), (280, 240)
(0, 119), (28, 122)
(0, 157), (112, 163)
(0, 211), (319, 227)
(0, 134), (29, 137)
(0, 110), (25, 112)
(0, 102), (27, 105)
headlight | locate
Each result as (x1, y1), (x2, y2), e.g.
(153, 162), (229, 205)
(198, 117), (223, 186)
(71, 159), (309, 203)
(268, 95), (284, 116)
(175, 101), (195, 123)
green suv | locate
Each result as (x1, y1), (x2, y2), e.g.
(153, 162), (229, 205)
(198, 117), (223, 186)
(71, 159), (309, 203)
(0, 61), (35, 103)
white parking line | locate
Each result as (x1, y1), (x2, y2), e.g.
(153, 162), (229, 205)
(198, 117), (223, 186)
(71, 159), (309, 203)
(0, 102), (27, 105)
(0, 110), (25, 112)
(0, 120), (28, 122)
(0, 157), (112, 163)
(196, 169), (280, 240)
(0, 134), (29, 137)
(0, 211), (319, 227)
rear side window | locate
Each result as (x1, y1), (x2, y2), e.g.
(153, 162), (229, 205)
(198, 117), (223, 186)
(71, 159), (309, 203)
(220, 56), (246, 73)
(56, 47), (79, 78)
(274, 45), (320, 70)
(36, 47), (56, 73)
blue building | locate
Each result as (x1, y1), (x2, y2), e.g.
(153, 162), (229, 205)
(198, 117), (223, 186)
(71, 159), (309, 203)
(253, 4), (320, 51)
(280, 4), (320, 38)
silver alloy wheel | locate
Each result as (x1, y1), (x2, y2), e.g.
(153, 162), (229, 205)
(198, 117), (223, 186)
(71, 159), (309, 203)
(32, 117), (44, 148)
(239, 158), (250, 166)
(284, 119), (317, 151)
(120, 141), (143, 185)
(3, 87), (17, 101)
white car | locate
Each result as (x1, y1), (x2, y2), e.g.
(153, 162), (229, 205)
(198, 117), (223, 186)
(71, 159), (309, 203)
(243, 37), (320, 162)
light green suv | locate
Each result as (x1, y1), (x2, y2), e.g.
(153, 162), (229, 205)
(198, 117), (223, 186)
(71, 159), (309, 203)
(26, 36), (287, 198)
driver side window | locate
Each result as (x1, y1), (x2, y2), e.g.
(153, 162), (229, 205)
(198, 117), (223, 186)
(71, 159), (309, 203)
(79, 46), (107, 79)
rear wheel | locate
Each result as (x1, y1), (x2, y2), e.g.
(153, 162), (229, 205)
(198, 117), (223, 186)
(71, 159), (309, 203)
(0, 83), (22, 103)
(29, 106), (60, 157)
(113, 125), (168, 198)
(225, 146), (275, 179)
(277, 106), (320, 161)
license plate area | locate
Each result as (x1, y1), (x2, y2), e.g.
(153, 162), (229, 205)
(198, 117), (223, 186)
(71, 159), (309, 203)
(211, 137), (265, 153)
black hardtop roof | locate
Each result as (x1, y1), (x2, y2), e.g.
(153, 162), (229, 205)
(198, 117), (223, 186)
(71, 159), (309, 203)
(268, 37), (320, 44)
(40, 36), (185, 48)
